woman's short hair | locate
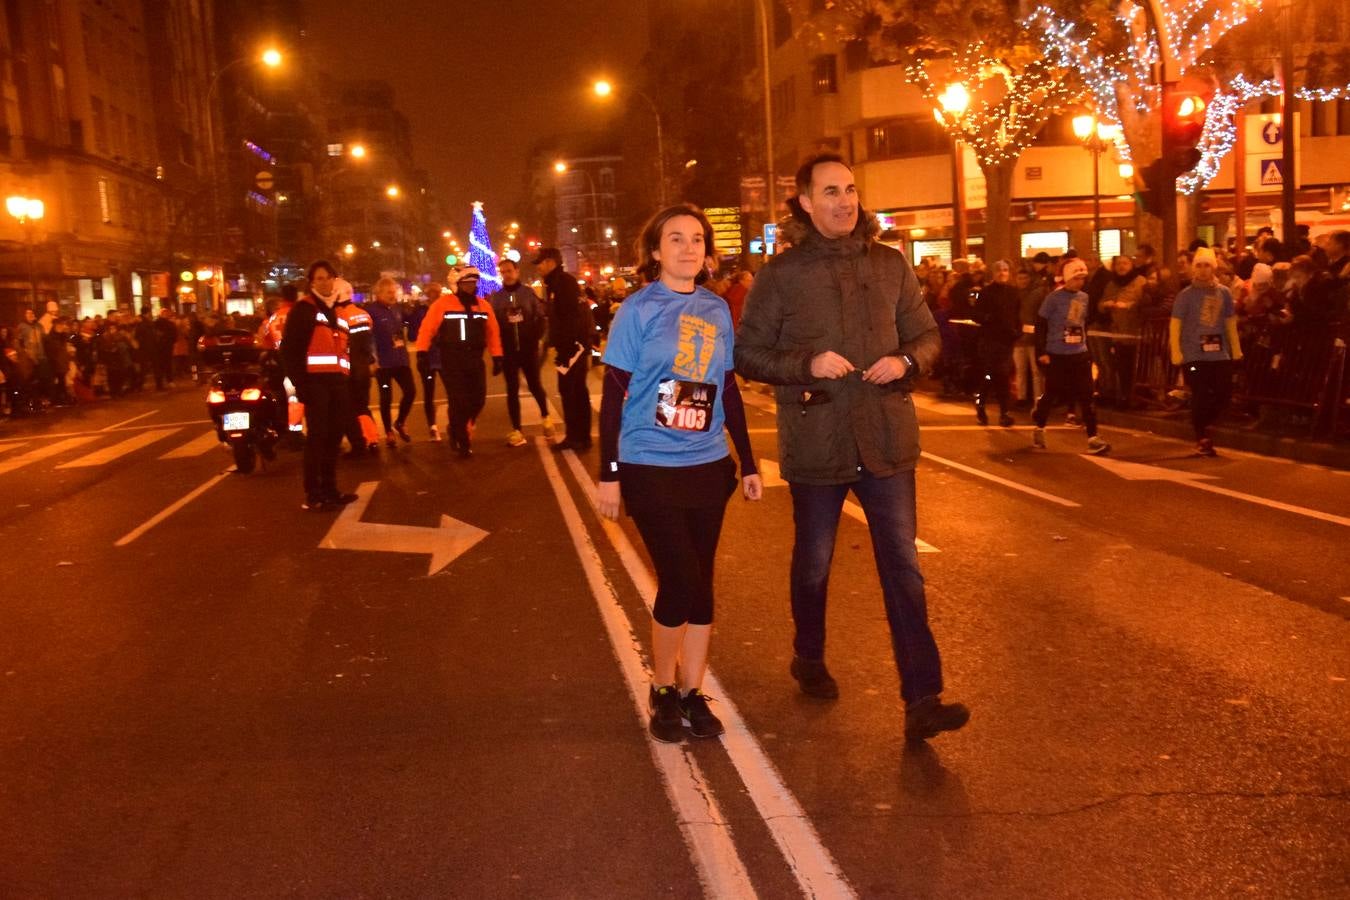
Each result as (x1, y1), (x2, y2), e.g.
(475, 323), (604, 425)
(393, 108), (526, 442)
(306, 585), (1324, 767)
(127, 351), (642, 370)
(373, 275), (399, 294)
(634, 203), (716, 284)
(308, 259), (337, 282)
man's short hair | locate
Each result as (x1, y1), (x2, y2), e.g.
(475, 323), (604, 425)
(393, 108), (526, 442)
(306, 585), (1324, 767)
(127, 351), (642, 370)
(794, 152), (850, 195)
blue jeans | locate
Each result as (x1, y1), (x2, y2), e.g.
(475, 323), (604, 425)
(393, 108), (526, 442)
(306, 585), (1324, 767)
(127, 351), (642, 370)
(789, 469), (944, 705)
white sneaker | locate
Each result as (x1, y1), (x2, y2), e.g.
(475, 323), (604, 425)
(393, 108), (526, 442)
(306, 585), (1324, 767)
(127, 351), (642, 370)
(1087, 436), (1111, 455)
(540, 415), (556, 437)
(429, 425), (442, 442)
(506, 429), (527, 447)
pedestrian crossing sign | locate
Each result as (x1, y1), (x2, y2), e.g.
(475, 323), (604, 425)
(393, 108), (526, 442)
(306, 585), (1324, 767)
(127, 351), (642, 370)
(1260, 158), (1283, 186)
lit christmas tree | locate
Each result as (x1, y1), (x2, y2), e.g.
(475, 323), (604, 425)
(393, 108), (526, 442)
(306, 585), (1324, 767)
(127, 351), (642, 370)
(467, 201), (503, 298)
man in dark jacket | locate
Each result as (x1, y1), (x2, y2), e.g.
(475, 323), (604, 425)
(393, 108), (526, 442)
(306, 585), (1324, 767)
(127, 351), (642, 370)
(490, 258), (553, 447)
(536, 247), (591, 451)
(735, 152), (968, 743)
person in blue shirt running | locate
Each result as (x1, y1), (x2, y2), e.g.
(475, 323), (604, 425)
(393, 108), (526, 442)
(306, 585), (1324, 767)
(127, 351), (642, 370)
(1032, 257), (1111, 455)
(1170, 246), (1242, 456)
(597, 204), (763, 744)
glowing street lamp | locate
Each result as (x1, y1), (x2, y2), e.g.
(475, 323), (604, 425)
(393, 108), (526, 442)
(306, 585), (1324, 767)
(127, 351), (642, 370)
(553, 160), (568, 174)
(592, 79), (666, 205)
(261, 47), (283, 68)
(343, 243), (355, 256)
(592, 80), (613, 98)
(6, 195), (45, 306)
(349, 143), (367, 159)
(385, 185), (400, 198)
(1072, 113), (1120, 258)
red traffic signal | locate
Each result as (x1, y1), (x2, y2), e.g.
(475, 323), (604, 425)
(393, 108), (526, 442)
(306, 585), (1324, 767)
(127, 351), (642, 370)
(1164, 91), (1207, 151)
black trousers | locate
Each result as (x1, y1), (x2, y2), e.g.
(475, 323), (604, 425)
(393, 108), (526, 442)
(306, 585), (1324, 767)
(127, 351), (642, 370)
(1033, 353), (1098, 437)
(345, 369), (373, 449)
(417, 358), (439, 428)
(557, 352), (591, 445)
(375, 365), (416, 432)
(302, 374), (349, 500)
(502, 347), (549, 430)
(1183, 359), (1232, 440)
(439, 361), (486, 448)
(975, 341), (1014, 416)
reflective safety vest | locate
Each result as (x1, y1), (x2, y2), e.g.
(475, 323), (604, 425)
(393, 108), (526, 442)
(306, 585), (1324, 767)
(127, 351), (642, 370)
(337, 301), (375, 372)
(259, 305), (290, 350)
(299, 296), (351, 374)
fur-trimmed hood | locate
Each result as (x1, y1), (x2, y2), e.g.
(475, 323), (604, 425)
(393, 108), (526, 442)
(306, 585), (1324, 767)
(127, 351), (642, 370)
(779, 195), (882, 249)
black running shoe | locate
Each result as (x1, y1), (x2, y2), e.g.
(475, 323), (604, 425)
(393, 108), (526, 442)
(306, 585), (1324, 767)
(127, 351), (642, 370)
(790, 655), (839, 699)
(301, 496), (333, 512)
(904, 695), (971, 742)
(327, 492), (358, 505)
(680, 689), (725, 738)
(648, 684), (683, 744)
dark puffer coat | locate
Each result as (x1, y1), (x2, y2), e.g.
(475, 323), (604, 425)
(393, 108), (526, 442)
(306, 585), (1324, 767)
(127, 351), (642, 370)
(734, 200), (940, 485)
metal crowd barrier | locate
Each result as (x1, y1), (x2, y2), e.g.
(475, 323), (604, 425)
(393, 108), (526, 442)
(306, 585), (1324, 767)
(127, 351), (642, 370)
(1240, 322), (1348, 438)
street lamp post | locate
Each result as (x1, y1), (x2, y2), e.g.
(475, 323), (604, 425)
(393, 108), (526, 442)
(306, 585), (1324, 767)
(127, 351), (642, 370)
(593, 81), (666, 206)
(6, 195), (45, 308)
(553, 161), (606, 267)
(753, 0), (776, 227)
(936, 83), (970, 261)
(1073, 115), (1122, 260)
(202, 48), (283, 304)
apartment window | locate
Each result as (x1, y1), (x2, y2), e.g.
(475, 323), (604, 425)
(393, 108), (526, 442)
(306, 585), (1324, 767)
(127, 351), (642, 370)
(91, 96), (107, 154)
(97, 177), (112, 223)
(844, 40), (871, 73)
(867, 118), (948, 160)
(326, 142), (345, 157)
(812, 55), (838, 95)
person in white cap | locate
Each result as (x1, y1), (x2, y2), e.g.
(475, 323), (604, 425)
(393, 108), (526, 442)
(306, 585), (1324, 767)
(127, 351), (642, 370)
(1170, 246), (1241, 457)
(1032, 256), (1110, 454)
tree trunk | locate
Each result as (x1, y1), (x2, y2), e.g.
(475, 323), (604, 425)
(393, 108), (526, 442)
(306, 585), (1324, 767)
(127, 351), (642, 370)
(980, 157), (1017, 263)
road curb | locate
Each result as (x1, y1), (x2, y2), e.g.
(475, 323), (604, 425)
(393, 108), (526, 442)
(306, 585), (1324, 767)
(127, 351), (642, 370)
(1096, 407), (1350, 470)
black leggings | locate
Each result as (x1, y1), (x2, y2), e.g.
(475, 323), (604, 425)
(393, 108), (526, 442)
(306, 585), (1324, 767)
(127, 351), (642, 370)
(1183, 359), (1232, 440)
(1033, 353), (1098, 437)
(417, 359), (438, 428)
(375, 365), (416, 431)
(502, 350), (549, 430)
(628, 501), (727, 627)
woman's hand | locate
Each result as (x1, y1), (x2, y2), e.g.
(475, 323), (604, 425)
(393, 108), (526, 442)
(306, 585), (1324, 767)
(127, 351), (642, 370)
(742, 473), (763, 502)
(597, 480), (621, 520)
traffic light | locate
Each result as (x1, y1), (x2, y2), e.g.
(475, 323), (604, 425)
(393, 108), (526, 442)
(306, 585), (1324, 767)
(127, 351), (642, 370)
(1137, 89), (1208, 217)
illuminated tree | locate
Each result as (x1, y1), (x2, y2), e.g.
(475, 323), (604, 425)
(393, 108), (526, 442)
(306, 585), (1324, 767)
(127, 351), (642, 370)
(466, 201), (503, 298)
(788, 1), (1084, 263)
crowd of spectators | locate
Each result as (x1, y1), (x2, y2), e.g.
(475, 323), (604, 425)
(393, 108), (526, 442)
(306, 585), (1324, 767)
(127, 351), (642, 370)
(1, 302), (265, 420)
(916, 228), (1350, 410)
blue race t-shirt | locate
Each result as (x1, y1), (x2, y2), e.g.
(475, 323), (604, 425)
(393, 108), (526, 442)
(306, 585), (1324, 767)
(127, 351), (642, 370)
(1038, 288), (1090, 356)
(602, 281), (734, 469)
(1172, 282), (1235, 363)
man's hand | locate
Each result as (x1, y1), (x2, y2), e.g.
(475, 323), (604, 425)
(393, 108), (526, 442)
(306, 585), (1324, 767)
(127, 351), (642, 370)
(809, 351), (855, 379)
(597, 480), (621, 520)
(1038, 354), (1051, 366)
(861, 355), (908, 385)
(742, 473), (763, 501)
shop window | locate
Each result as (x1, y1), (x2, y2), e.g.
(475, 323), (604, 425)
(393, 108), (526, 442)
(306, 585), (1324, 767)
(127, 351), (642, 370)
(1020, 231), (1070, 258)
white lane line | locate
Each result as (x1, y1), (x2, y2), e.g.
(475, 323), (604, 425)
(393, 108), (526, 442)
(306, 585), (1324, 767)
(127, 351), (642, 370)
(534, 439), (759, 899)
(559, 448), (856, 899)
(838, 500), (939, 553)
(101, 410), (158, 431)
(114, 471), (231, 546)
(57, 428), (181, 469)
(159, 430), (222, 459)
(0, 441), (28, 455)
(0, 419), (204, 445)
(0, 436), (101, 476)
(921, 450), (1082, 508)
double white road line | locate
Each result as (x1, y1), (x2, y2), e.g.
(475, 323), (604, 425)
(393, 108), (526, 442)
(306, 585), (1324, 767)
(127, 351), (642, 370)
(536, 439), (855, 899)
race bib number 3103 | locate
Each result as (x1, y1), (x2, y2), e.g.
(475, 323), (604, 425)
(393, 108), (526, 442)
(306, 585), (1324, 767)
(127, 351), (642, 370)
(656, 378), (717, 432)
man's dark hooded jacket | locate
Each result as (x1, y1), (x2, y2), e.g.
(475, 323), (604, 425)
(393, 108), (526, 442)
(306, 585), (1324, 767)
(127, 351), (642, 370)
(734, 198), (940, 485)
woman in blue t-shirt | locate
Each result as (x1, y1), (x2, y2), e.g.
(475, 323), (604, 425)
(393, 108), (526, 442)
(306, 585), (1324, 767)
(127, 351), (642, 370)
(597, 204), (762, 744)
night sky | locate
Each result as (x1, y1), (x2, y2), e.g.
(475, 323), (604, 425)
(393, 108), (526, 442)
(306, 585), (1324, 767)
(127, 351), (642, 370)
(307, 0), (650, 235)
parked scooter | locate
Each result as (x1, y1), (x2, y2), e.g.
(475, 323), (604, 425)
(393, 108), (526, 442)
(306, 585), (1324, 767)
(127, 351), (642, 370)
(199, 329), (279, 473)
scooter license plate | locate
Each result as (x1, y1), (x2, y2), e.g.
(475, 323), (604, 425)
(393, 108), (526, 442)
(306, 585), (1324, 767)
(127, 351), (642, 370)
(222, 411), (250, 431)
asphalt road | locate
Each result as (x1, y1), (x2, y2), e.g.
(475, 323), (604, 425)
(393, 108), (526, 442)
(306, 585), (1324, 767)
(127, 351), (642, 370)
(1, 372), (1346, 898)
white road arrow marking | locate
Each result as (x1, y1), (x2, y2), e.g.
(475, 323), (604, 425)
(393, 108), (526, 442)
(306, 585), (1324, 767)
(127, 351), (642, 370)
(319, 481), (488, 575)
(1084, 456), (1350, 528)
(758, 458), (938, 552)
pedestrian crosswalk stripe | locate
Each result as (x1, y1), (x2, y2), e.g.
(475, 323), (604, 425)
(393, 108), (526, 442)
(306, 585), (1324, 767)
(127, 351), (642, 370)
(0, 441), (28, 456)
(56, 428), (181, 469)
(159, 430), (222, 459)
(0, 436), (102, 476)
